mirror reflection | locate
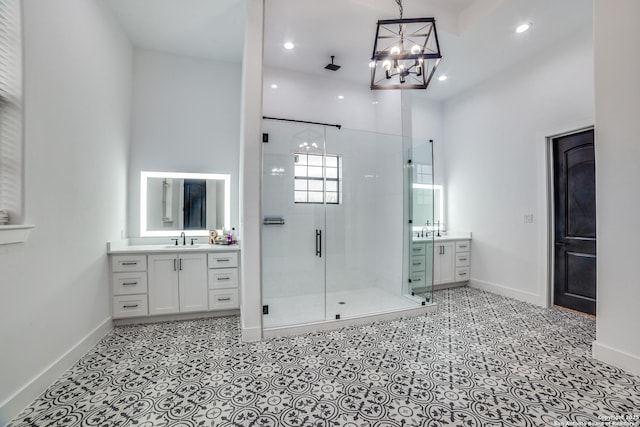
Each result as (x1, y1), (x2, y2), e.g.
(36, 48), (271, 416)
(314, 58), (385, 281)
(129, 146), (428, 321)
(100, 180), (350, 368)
(411, 162), (444, 234)
(141, 171), (230, 236)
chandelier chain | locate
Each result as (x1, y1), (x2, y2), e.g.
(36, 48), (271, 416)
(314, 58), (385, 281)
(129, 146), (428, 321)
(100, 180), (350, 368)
(395, 0), (403, 19)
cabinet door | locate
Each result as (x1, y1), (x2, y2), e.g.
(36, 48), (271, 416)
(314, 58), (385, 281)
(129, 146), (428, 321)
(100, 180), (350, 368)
(179, 253), (208, 312)
(148, 254), (180, 315)
(434, 243), (455, 284)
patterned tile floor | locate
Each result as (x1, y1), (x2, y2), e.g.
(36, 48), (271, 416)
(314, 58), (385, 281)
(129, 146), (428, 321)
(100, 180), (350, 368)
(8, 287), (640, 426)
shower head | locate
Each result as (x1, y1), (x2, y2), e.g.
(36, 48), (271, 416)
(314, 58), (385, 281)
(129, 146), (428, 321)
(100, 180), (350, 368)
(325, 56), (341, 71)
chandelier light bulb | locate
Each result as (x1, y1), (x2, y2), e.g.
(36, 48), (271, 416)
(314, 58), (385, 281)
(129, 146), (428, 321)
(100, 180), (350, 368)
(390, 46), (401, 55)
(411, 44), (422, 54)
(369, 61), (376, 68)
(383, 60), (392, 70)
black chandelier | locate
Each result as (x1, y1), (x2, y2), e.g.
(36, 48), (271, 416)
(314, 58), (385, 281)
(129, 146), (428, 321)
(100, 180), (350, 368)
(370, 0), (442, 90)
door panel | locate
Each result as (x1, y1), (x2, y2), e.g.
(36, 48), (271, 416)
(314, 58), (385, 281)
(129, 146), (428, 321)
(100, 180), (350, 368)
(553, 129), (596, 315)
(262, 121), (326, 327)
(148, 254), (180, 315)
(179, 254), (208, 312)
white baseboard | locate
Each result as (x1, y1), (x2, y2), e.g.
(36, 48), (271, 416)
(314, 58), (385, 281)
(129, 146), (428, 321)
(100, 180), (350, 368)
(592, 340), (640, 376)
(0, 317), (113, 423)
(113, 310), (239, 327)
(469, 279), (544, 306)
(242, 326), (262, 342)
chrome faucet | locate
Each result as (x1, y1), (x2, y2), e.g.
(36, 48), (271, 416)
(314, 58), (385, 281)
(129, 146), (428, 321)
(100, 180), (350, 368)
(180, 231), (186, 246)
(420, 220), (431, 238)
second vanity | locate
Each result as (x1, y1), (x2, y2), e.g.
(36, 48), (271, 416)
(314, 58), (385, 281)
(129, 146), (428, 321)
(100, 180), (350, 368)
(411, 232), (471, 290)
(107, 242), (240, 322)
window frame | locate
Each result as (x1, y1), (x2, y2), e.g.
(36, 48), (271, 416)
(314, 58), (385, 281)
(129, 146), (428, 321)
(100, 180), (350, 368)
(293, 152), (341, 205)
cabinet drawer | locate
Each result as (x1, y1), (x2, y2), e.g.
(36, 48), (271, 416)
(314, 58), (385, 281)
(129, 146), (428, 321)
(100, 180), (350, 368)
(209, 289), (239, 310)
(113, 272), (148, 295)
(411, 256), (426, 272)
(455, 241), (470, 253)
(410, 271), (427, 286)
(455, 267), (470, 281)
(455, 252), (470, 267)
(208, 268), (238, 289)
(112, 255), (147, 273)
(113, 295), (148, 318)
(411, 244), (426, 256)
(208, 252), (238, 269)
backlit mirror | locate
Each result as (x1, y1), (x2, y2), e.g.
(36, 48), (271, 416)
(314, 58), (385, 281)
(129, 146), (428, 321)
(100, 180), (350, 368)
(412, 183), (444, 231)
(141, 171), (230, 237)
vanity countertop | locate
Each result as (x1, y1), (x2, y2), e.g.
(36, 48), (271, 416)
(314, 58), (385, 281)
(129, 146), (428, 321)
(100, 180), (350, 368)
(413, 232), (472, 243)
(107, 241), (240, 254)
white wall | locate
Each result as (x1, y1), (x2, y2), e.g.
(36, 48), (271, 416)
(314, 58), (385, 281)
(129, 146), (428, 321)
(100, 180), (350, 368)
(0, 0), (132, 421)
(264, 67), (412, 136)
(128, 49), (242, 237)
(442, 25), (594, 303)
(592, 0), (640, 375)
(239, 0), (264, 342)
(411, 96), (445, 188)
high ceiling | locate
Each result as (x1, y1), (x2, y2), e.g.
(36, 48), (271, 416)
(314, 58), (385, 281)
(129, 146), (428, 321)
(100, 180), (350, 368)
(104, 0), (593, 101)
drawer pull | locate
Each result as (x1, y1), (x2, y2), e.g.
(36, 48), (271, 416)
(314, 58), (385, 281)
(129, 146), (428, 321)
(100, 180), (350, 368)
(459, 272), (467, 276)
(216, 258), (230, 262)
(412, 248), (420, 252)
(217, 277), (231, 281)
(459, 258), (467, 261)
(413, 278), (422, 282)
(122, 262), (138, 266)
(217, 297), (231, 302)
(459, 245), (468, 248)
(122, 282), (138, 286)
(412, 262), (422, 266)
(123, 304), (139, 308)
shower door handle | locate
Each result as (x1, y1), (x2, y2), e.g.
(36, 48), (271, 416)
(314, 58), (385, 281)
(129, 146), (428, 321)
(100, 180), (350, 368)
(315, 229), (322, 257)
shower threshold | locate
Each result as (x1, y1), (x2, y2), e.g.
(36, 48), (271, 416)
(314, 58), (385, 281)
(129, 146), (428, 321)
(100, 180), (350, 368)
(262, 288), (437, 338)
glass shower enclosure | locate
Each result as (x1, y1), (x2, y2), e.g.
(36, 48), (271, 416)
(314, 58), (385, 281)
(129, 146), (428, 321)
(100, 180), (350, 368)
(261, 119), (434, 329)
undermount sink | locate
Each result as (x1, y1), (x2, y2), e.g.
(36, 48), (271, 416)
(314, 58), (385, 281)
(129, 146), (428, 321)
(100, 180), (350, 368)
(164, 244), (201, 249)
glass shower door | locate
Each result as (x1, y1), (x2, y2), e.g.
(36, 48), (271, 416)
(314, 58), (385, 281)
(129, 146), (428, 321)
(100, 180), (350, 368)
(262, 121), (326, 328)
(408, 142), (435, 303)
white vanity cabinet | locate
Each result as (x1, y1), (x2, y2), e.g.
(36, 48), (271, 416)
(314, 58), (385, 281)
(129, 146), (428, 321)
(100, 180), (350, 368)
(108, 243), (241, 322)
(410, 236), (471, 289)
(208, 252), (239, 310)
(454, 240), (471, 282)
(433, 242), (455, 285)
(147, 253), (208, 315)
(111, 255), (148, 319)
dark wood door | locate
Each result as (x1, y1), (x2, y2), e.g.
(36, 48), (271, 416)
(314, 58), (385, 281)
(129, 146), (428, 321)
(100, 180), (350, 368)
(553, 129), (596, 315)
(183, 179), (206, 229)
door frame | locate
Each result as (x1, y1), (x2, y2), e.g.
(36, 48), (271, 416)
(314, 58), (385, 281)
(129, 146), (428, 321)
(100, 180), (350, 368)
(541, 123), (595, 309)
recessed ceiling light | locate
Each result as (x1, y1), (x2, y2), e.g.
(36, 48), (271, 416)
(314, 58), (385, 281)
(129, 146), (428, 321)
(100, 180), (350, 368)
(283, 42), (294, 50)
(271, 84), (278, 89)
(516, 23), (531, 33)
(438, 75), (448, 81)
(338, 95), (345, 100)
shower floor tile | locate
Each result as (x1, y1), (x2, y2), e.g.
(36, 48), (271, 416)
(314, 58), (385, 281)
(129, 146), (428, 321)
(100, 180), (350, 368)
(262, 287), (419, 328)
(8, 287), (640, 427)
